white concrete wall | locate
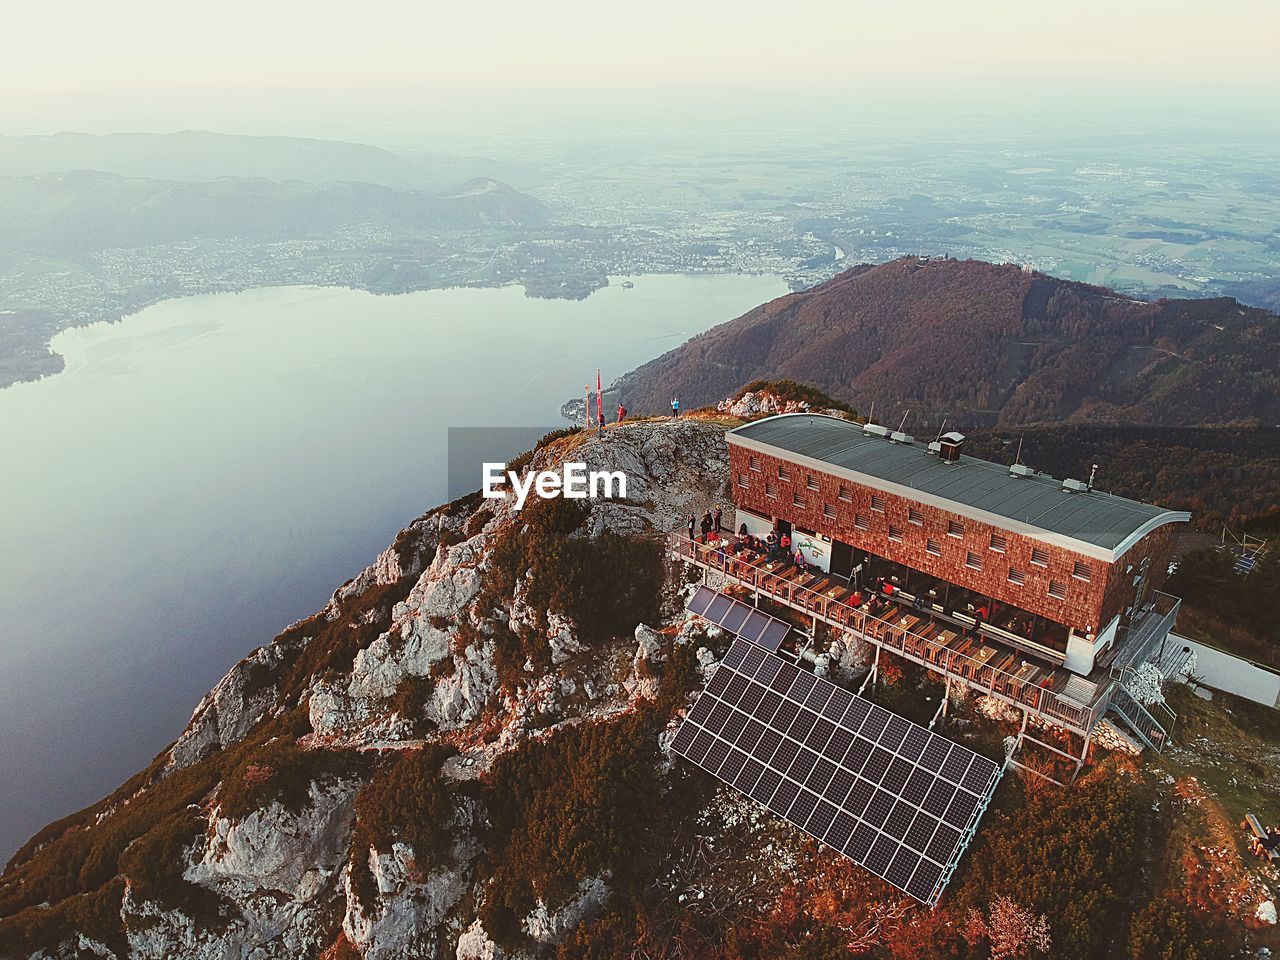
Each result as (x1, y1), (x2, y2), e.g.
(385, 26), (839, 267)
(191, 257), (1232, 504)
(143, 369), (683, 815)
(735, 508), (772, 539)
(1173, 634), (1280, 708)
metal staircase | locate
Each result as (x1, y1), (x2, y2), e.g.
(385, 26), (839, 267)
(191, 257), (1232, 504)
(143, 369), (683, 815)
(1106, 684), (1170, 753)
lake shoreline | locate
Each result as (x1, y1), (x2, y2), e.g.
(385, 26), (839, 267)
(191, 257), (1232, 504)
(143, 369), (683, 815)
(0, 272), (788, 861)
(1, 269), (792, 392)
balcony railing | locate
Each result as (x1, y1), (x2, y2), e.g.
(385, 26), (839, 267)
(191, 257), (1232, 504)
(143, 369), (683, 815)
(669, 534), (1111, 735)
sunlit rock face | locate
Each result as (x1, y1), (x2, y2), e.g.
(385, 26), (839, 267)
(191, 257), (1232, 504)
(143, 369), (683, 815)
(15, 418), (731, 960)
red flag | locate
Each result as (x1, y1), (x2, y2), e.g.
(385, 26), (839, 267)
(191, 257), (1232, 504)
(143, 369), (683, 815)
(596, 369), (603, 426)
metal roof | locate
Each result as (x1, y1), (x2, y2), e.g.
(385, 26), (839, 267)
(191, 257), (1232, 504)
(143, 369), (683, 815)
(727, 414), (1189, 560)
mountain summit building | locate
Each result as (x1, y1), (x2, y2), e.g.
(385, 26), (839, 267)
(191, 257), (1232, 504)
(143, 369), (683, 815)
(727, 414), (1188, 677)
(671, 413), (1191, 776)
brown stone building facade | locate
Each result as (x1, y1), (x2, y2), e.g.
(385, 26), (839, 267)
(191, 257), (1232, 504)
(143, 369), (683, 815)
(727, 433), (1183, 675)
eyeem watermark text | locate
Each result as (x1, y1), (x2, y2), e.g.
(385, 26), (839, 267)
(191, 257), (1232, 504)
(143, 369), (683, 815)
(483, 462), (627, 510)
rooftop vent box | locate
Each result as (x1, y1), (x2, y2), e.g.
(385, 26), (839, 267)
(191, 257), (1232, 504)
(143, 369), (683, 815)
(937, 431), (966, 463)
(926, 441), (942, 455)
(863, 423), (890, 438)
(1062, 477), (1089, 492)
(889, 431), (913, 444)
(1010, 463), (1037, 478)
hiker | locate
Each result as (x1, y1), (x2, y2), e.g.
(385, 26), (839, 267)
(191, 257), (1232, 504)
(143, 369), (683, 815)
(713, 505), (723, 531)
(738, 522), (749, 537)
(671, 397), (680, 417)
(794, 549), (806, 569)
(779, 531), (791, 552)
(617, 403), (627, 423)
(687, 513), (696, 543)
(701, 512), (714, 539)
(1254, 827), (1280, 859)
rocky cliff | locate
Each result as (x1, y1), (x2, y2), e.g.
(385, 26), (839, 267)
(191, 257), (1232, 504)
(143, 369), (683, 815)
(0, 418), (736, 960)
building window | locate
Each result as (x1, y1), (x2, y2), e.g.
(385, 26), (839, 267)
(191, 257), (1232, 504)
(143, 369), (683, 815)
(966, 551), (982, 570)
(888, 524), (904, 543)
(1072, 561), (1092, 582)
(749, 455), (761, 472)
(854, 514), (869, 532)
(793, 492), (806, 508)
(908, 506), (924, 525)
(1030, 546), (1049, 567)
(806, 475), (820, 491)
(1008, 567), (1026, 586)
(823, 503), (836, 519)
(926, 538), (942, 556)
(870, 495), (886, 512)
(778, 465), (790, 482)
(989, 533), (1007, 552)
(737, 473), (748, 489)
(1048, 580), (1067, 599)
(948, 520), (964, 538)
(838, 485), (852, 503)
(765, 483), (777, 500)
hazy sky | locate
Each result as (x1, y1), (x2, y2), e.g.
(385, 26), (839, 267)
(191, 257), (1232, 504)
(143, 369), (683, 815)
(3, 0), (1277, 138)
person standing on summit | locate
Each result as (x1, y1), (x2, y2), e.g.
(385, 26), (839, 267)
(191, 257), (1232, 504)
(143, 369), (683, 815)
(671, 397), (680, 417)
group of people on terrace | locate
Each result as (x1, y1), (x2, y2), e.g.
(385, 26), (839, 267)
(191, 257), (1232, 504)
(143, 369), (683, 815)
(678, 511), (1068, 666)
(686, 506), (724, 544)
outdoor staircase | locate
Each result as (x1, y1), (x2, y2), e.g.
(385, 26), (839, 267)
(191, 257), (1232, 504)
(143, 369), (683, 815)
(1106, 684), (1170, 753)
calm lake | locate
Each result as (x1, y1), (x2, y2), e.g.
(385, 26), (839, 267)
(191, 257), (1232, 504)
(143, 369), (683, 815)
(0, 273), (786, 859)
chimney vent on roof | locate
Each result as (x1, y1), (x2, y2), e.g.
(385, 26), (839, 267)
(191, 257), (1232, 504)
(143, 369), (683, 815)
(890, 431), (913, 444)
(1010, 462), (1037, 478)
(863, 422), (890, 438)
(937, 431), (965, 463)
(1062, 477), (1089, 492)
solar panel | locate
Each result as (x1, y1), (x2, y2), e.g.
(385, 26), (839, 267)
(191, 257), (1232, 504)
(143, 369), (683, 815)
(684, 588), (791, 652)
(688, 585), (717, 617)
(759, 619), (790, 651)
(671, 638), (1002, 906)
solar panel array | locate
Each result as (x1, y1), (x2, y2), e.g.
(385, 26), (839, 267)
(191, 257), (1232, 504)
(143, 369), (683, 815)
(688, 584), (791, 653)
(671, 637), (1001, 905)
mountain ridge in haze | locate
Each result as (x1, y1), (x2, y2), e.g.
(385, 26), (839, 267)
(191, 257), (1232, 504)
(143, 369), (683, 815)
(0, 170), (549, 253)
(0, 130), (528, 191)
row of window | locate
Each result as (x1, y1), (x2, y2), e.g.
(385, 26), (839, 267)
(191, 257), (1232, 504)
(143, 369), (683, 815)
(739, 464), (1095, 584)
(749, 455), (858, 505)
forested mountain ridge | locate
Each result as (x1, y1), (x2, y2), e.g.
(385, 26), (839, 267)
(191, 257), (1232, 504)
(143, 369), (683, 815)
(616, 257), (1280, 430)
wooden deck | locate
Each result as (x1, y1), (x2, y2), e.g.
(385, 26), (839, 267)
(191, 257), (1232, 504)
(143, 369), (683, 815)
(670, 533), (1115, 736)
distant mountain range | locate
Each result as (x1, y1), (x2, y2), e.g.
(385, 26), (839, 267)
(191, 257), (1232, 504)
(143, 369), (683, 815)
(0, 130), (525, 191)
(616, 257), (1280, 431)
(0, 171), (548, 253)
